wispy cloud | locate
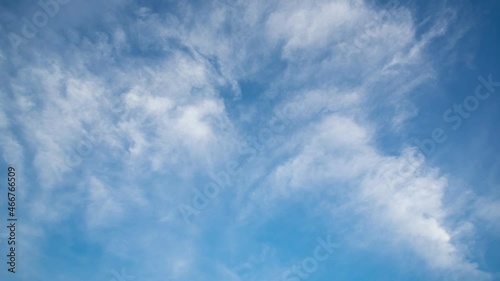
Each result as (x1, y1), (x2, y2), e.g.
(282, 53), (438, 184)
(0, 0), (497, 280)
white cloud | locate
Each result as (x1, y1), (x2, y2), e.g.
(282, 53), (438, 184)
(0, 0), (490, 280)
(267, 0), (364, 53)
(242, 112), (489, 278)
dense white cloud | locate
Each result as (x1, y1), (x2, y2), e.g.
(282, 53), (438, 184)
(243, 113), (488, 278)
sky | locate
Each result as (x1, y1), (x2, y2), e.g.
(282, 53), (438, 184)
(0, 0), (499, 280)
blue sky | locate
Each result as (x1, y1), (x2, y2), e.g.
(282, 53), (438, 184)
(0, 0), (499, 280)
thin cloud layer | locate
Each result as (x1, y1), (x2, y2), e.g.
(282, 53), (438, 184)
(0, 0), (498, 280)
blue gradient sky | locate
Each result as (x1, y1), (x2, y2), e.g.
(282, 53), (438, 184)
(0, 0), (499, 280)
